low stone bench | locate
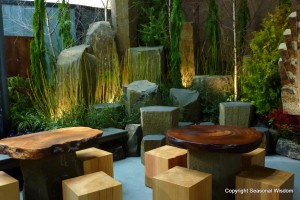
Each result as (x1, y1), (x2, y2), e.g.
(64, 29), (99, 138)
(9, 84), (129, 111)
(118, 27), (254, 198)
(145, 145), (188, 188)
(140, 106), (179, 136)
(219, 102), (254, 127)
(0, 171), (19, 200)
(236, 165), (294, 200)
(97, 128), (128, 161)
(76, 147), (113, 177)
(140, 135), (166, 164)
(63, 171), (122, 200)
(153, 166), (212, 200)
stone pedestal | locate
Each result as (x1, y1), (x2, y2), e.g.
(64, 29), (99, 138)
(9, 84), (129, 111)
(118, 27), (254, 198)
(189, 150), (241, 200)
(140, 106), (179, 136)
(219, 102), (254, 127)
(141, 135), (166, 164)
(21, 152), (83, 200)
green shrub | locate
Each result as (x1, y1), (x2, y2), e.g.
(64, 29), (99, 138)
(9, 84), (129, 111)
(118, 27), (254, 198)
(240, 5), (290, 114)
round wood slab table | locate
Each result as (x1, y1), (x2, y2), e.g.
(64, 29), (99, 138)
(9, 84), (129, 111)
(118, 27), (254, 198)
(167, 125), (263, 200)
(0, 127), (103, 200)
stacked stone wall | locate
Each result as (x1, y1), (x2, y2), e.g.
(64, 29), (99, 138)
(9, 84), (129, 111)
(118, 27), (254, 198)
(278, 2), (300, 115)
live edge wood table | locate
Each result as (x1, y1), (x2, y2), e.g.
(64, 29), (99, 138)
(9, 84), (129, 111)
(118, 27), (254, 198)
(0, 127), (103, 200)
(167, 125), (263, 200)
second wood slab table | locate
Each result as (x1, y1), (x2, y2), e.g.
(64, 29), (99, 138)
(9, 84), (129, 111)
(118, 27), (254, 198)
(0, 127), (103, 200)
(167, 125), (263, 200)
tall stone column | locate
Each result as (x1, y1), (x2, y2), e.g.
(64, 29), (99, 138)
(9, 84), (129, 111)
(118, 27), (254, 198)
(0, 4), (9, 138)
(111, 0), (137, 60)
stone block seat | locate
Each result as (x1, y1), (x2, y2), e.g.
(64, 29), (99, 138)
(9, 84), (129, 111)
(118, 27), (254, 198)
(97, 128), (128, 161)
(219, 102), (254, 127)
(236, 165), (294, 200)
(0, 171), (19, 200)
(76, 147), (113, 177)
(152, 166), (212, 200)
(241, 148), (265, 170)
(62, 171), (122, 200)
(140, 135), (166, 164)
(140, 106), (179, 136)
(144, 145), (188, 188)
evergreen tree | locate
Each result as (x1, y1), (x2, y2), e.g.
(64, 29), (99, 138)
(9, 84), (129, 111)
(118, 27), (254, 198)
(58, 0), (74, 49)
(169, 0), (184, 88)
(30, 0), (47, 93)
(204, 0), (221, 74)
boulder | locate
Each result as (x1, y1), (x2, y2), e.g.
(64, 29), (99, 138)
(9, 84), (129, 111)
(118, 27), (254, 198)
(84, 21), (121, 103)
(140, 135), (166, 164)
(56, 44), (97, 113)
(125, 80), (161, 115)
(170, 88), (200, 122)
(125, 124), (143, 157)
(276, 138), (300, 160)
(123, 46), (164, 85)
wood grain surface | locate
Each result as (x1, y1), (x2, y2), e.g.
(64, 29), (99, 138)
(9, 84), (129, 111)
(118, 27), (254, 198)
(0, 127), (102, 159)
(167, 125), (263, 153)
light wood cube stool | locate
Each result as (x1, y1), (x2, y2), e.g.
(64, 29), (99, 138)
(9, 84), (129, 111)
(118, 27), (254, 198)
(145, 145), (188, 188)
(0, 171), (19, 200)
(236, 165), (294, 200)
(62, 171), (122, 200)
(241, 147), (265, 170)
(76, 147), (113, 177)
(153, 166), (212, 200)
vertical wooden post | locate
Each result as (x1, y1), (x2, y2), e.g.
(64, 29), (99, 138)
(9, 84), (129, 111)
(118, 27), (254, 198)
(0, 4), (9, 138)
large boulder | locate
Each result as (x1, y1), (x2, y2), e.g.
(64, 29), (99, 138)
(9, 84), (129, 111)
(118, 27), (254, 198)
(84, 21), (121, 103)
(170, 88), (200, 122)
(56, 44), (97, 113)
(85, 21), (116, 59)
(276, 138), (300, 160)
(125, 80), (161, 115)
(123, 46), (164, 85)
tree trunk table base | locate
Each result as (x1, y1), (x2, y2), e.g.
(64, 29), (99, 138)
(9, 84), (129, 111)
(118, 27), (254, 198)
(21, 151), (83, 200)
(189, 149), (241, 200)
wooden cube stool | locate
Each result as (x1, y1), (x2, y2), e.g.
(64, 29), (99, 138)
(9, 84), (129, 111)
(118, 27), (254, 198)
(241, 147), (265, 170)
(0, 171), (19, 200)
(153, 166), (212, 200)
(145, 145), (188, 188)
(62, 171), (122, 200)
(76, 147), (113, 177)
(236, 165), (294, 200)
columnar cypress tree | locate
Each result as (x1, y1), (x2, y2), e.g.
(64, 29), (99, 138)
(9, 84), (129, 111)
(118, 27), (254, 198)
(169, 0), (184, 88)
(58, 0), (74, 49)
(279, 0), (291, 6)
(204, 0), (221, 75)
(30, 0), (47, 93)
(237, 0), (250, 60)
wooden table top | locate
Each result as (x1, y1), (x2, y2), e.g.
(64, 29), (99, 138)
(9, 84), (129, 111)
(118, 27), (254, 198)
(167, 125), (263, 153)
(0, 127), (103, 159)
